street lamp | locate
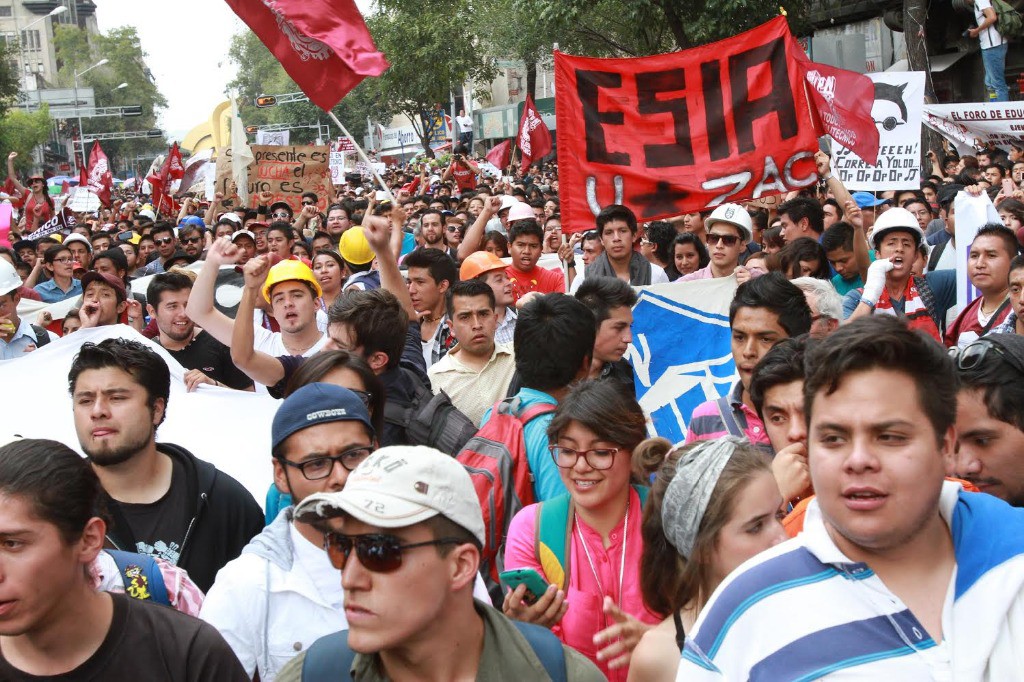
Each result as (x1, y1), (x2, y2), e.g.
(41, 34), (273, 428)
(74, 59), (108, 172)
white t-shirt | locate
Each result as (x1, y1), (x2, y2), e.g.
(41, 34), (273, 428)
(975, 0), (1006, 49)
(456, 115), (473, 132)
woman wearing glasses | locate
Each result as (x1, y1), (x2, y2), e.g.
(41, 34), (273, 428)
(503, 380), (662, 681)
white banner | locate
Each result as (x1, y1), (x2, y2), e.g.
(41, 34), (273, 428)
(330, 151), (346, 185)
(953, 190), (1002, 315)
(923, 102), (1024, 157)
(255, 130), (290, 146)
(832, 71), (925, 191)
(0, 325), (278, 508)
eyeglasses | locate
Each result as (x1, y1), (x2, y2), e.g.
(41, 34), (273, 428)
(278, 445), (374, 480)
(154, 237), (174, 245)
(707, 232), (741, 247)
(51, 257), (73, 264)
(949, 339), (1024, 376)
(272, 211), (291, 219)
(323, 532), (465, 572)
(874, 117), (905, 132)
(445, 225), (460, 232)
(639, 237), (652, 246)
(181, 236), (202, 245)
(549, 445), (620, 470)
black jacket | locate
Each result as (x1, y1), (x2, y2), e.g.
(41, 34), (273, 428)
(103, 443), (264, 592)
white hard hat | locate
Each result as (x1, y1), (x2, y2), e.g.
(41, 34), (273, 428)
(870, 207), (924, 249)
(0, 257), (23, 297)
(507, 201), (535, 222)
(704, 203), (752, 241)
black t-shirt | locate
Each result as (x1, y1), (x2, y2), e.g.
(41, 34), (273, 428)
(116, 456), (190, 565)
(0, 592), (248, 681)
(162, 330), (254, 391)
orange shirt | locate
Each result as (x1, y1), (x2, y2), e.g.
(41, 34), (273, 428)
(506, 264), (565, 302)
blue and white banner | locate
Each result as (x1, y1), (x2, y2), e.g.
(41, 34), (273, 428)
(628, 277), (738, 446)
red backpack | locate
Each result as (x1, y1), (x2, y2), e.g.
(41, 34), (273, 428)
(456, 397), (556, 605)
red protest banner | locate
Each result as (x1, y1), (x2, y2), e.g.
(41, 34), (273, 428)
(518, 95), (552, 172)
(554, 17), (820, 232)
(86, 142), (113, 207)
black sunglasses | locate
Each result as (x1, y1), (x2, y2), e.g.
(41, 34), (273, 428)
(181, 236), (203, 245)
(278, 445), (373, 480)
(950, 339), (1024, 376)
(707, 232), (741, 247)
(323, 532), (465, 573)
(154, 237), (174, 245)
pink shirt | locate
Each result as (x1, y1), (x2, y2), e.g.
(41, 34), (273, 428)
(680, 264), (766, 281)
(504, 487), (661, 682)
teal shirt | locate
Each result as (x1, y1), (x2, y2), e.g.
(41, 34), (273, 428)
(481, 387), (565, 501)
(832, 273), (863, 296)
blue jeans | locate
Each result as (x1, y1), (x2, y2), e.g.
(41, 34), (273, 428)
(982, 43), (1010, 102)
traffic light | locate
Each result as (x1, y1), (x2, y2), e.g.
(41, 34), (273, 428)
(255, 95), (278, 108)
(245, 126), (258, 134)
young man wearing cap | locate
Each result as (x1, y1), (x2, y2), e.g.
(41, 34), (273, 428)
(428, 280), (516, 425)
(570, 204), (668, 294)
(64, 233), (93, 271)
(844, 206), (956, 342)
(177, 224), (206, 259)
(460, 249), (517, 344)
(681, 316), (1024, 680)
(686, 274), (812, 454)
(78, 271), (134, 329)
(200, 384), (377, 681)
(679, 203), (762, 282)
(945, 223), (1016, 348)
(230, 229), (257, 266)
(69, 338), (264, 592)
(277, 446), (604, 682)
(776, 196), (824, 243)
(0, 258), (57, 359)
(147, 271), (254, 392)
(187, 238), (327, 365)
(953, 334), (1024, 507)
(33, 245), (82, 303)
(138, 222), (179, 276)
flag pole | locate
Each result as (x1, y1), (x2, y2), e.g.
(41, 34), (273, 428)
(325, 110), (394, 201)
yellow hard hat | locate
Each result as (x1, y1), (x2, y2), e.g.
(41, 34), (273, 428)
(338, 226), (375, 265)
(262, 258), (323, 304)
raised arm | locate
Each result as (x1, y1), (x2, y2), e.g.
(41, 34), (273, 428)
(230, 254), (286, 386)
(363, 202), (417, 321)
(458, 195), (502, 261)
(185, 236), (240, 345)
(6, 153), (26, 195)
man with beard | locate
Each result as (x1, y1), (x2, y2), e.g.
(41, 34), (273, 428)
(147, 272), (253, 391)
(417, 209), (448, 252)
(69, 338), (263, 591)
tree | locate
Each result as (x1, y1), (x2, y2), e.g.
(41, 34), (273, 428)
(0, 42), (21, 119)
(366, 0), (497, 154)
(227, 31), (378, 146)
(0, 106), (53, 175)
(52, 26), (167, 175)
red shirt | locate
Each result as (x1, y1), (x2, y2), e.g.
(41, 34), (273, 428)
(506, 264), (565, 302)
(451, 163), (477, 192)
(25, 195), (52, 225)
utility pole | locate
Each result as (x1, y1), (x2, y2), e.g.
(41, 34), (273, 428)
(903, 0), (943, 162)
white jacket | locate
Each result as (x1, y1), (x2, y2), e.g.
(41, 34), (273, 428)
(199, 507), (346, 682)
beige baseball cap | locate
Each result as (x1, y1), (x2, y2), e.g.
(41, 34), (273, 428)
(294, 446), (485, 546)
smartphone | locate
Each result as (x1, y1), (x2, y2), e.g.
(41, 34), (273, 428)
(1003, 178), (1015, 194)
(499, 568), (550, 605)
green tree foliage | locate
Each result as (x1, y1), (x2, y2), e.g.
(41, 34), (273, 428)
(366, 0), (496, 153)
(0, 106), (54, 174)
(0, 42), (21, 119)
(226, 31), (378, 146)
(52, 26), (167, 174)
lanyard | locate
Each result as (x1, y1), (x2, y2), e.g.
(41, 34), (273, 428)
(575, 499), (629, 615)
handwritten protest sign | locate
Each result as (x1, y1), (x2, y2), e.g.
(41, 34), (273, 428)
(214, 145), (331, 211)
(832, 72), (925, 191)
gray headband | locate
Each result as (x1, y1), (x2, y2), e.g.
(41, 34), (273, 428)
(661, 436), (745, 559)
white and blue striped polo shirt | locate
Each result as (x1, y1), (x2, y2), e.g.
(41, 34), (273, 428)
(676, 481), (1024, 680)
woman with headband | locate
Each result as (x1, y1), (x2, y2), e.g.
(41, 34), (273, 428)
(627, 436), (787, 682)
(502, 380), (662, 681)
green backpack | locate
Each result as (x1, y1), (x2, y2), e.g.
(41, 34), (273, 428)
(993, 0), (1024, 40)
(534, 485), (649, 591)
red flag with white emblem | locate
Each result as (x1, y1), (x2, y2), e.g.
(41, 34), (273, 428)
(517, 95), (552, 173)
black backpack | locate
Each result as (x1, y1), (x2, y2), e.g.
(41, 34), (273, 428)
(383, 367), (478, 456)
(29, 324), (50, 347)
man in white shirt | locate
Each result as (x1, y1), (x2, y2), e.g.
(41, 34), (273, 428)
(969, 0), (1009, 102)
(456, 108), (473, 150)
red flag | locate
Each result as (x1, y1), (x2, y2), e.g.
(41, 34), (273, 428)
(60, 180), (70, 195)
(792, 47), (880, 166)
(224, 0), (389, 111)
(554, 17), (821, 232)
(518, 95), (552, 173)
(86, 142), (113, 206)
(486, 140), (512, 169)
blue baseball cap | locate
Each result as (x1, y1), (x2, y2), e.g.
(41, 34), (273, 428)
(852, 191), (887, 208)
(179, 215), (206, 228)
(271, 383), (374, 451)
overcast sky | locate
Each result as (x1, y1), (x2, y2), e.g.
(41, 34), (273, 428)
(95, 0), (375, 144)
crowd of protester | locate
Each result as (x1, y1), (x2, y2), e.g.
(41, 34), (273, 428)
(1, 136), (1023, 680)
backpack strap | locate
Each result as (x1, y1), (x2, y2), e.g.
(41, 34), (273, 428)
(518, 401), (556, 424)
(106, 550), (170, 607)
(29, 324), (50, 347)
(715, 395), (746, 436)
(534, 493), (574, 592)
(927, 240), (946, 273)
(512, 620), (568, 682)
(633, 483), (650, 507)
(301, 630), (353, 681)
(914, 275), (942, 332)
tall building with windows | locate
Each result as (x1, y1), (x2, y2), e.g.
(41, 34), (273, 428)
(0, 1), (99, 91)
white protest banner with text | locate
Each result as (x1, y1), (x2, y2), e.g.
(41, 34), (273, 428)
(832, 72), (925, 191)
(923, 102), (1024, 156)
